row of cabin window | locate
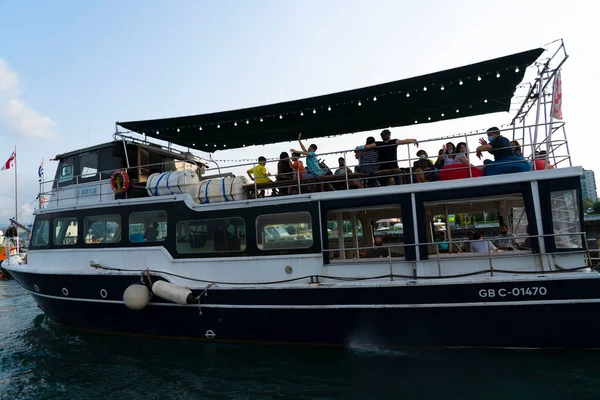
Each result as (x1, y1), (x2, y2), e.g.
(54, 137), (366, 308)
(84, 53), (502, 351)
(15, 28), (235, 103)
(30, 211), (314, 253)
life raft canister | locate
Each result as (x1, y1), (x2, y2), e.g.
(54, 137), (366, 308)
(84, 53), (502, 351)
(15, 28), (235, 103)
(110, 169), (130, 194)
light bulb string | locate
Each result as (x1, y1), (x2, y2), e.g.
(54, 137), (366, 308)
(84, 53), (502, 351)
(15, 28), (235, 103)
(138, 63), (530, 135)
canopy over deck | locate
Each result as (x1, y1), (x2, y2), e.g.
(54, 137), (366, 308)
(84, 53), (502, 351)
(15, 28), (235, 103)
(117, 48), (544, 151)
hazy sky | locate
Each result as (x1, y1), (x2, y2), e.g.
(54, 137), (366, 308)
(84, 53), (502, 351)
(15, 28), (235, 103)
(0, 0), (598, 224)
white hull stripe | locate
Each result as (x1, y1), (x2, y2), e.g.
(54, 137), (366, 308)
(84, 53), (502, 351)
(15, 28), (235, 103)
(26, 289), (600, 309)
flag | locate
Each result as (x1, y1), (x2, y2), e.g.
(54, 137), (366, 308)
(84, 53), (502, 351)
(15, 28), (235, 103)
(552, 71), (563, 120)
(38, 160), (44, 183)
(1, 151), (15, 171)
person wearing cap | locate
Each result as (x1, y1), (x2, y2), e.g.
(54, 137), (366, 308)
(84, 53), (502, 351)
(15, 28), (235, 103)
(412, 149), (437, 182)
(476, 127), (531, 176)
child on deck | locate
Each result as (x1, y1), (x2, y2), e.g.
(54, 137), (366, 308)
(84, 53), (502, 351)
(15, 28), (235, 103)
(290, 132), (325, 179)
(247, 156), (273, 197)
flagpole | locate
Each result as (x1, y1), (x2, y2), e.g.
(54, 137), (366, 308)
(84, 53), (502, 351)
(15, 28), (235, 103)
(14, 145), (17, 224)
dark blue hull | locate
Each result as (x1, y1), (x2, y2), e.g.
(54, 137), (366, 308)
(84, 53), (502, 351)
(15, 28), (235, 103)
(9, 270), (600, 348)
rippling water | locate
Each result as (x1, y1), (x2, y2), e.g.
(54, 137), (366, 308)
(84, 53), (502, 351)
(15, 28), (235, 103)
(2, 279), (600, 399)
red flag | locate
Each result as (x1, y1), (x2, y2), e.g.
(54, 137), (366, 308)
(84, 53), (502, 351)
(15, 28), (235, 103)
(552, 71), (563, 120)
(1, 151), (15, 171)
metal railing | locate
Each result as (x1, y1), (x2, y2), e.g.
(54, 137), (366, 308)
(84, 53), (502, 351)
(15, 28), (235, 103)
(323, 232), (591, 280)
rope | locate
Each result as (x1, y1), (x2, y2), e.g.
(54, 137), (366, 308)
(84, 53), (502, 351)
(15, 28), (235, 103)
(89, 262), (591, 286)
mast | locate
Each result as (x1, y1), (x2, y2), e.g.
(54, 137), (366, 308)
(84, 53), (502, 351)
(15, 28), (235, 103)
(14, 145), (17, 224)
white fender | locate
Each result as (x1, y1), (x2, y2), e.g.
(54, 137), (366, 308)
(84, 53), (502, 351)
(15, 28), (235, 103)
(123, 283), (151, 310)
(152, 280), (194, 305)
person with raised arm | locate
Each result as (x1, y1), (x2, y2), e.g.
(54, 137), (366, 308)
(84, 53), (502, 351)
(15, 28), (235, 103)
(475, 127), (531, 176)
(290, 132), (324, 179)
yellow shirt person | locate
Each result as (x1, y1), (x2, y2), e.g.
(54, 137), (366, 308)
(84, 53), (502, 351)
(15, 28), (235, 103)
(247, 157), (272, 184)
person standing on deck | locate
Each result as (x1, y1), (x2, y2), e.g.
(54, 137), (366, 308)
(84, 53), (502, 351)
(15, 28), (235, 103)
(359, 129), (418, 185)
(290, 132), (324, 179)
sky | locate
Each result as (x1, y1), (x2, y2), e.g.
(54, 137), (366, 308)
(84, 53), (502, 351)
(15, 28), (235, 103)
(0, 0), (598, 225)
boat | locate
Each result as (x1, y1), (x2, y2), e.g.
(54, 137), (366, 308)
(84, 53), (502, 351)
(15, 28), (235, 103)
(5, 40), (596, 348)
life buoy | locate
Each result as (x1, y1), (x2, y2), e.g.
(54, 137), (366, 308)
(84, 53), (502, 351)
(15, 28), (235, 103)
(110, 170), (130, 194)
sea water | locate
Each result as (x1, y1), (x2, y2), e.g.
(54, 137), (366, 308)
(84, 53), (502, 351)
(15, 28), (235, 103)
(2, 279), (600, 400)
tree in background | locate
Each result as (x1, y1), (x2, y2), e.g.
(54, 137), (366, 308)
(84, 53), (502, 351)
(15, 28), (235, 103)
(593, 201), (600, 214)
(584, 198), (594, 211)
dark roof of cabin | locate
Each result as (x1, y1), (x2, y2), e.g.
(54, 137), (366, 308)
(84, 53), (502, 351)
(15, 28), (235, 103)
(117, 48), (544, 151)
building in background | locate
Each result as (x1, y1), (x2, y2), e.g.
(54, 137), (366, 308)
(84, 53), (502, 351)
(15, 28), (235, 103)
(582, 169), (598, 201)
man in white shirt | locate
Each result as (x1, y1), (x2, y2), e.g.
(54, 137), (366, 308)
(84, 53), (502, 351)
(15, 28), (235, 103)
(470, 232), (497, 253)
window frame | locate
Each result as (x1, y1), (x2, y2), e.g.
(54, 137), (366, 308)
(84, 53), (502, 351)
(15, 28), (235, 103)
(84, 214), (122, 245)
(176, 217), (246, 254)
(53, 216), (79, 246)
(31, 218), (50, 248)
(129, 210), (168, 243)
(256, 211), (313, 251)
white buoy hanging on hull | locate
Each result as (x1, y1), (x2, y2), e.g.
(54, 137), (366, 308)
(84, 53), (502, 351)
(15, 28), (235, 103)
(123, 282), (151, 310)
(152, 280), (194, 305)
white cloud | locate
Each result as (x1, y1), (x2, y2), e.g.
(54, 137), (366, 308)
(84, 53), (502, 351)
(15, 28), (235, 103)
(0, 99), (57, 139)
(0, 59), (20, 95)
(0, 58), (57, 139)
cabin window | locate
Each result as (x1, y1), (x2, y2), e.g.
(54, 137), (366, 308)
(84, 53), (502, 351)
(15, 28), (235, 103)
(84, 214), (121, 244)
(58, 163), (74, 184)
(80, 153), (98, 179)
(327, 206), (403, 260)
(256, 212), (312, 250)
(176, 217), (246, 254)
(129, 211), (168, 243)
(424, 194), (528, 255)
(53, 217), (78, 245)
(31, 219), (50, 247)
(550, 190), (582, 248)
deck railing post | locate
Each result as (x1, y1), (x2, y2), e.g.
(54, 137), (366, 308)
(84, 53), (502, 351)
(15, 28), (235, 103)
(388, 246), (394, 281)
(488, 244), (494, 276)
(344, 151), (349, 191)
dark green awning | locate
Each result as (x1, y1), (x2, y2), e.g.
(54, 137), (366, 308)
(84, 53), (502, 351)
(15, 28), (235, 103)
(117, 48), (543, 151)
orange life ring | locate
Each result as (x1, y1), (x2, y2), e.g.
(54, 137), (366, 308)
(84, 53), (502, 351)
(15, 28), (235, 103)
(110, 170), (130, 194)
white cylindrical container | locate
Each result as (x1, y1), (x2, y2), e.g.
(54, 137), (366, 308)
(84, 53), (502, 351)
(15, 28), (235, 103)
(146, 170), (200, 197)
(151, 280), (194, 305)
(198, 176), (249, 203)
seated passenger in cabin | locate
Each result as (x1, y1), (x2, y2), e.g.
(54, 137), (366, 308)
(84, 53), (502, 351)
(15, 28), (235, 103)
(290, 132), (325, 179)
(462, 230), (475, 252)
(439, 142), (484, 180)
(476, 127), (531, 176)
(435, 230), (450, 252)
(511, 140), (523, 157)
(493, 225), (521, 250)
(470, 232), (497, 253)
(367, 235), (388, 258)
(412, 150), (437, 182)
(146, 223), (158, 242)
(359, 129), (418, 186)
